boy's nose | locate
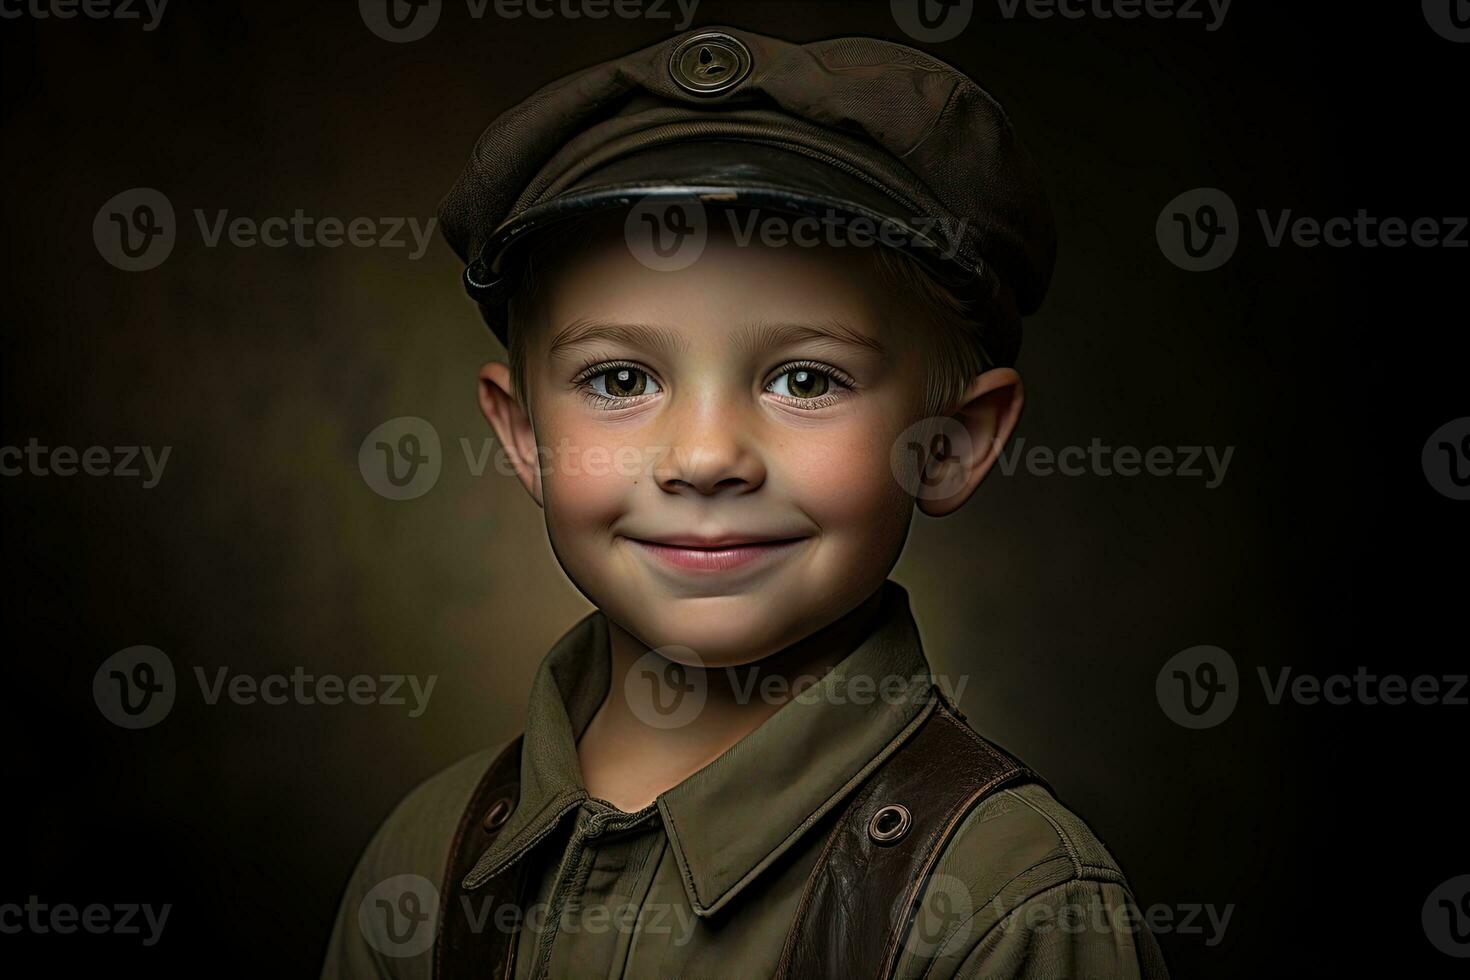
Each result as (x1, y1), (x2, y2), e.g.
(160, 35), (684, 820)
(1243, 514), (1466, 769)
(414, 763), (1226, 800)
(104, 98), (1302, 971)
(652, 407), (766, 497)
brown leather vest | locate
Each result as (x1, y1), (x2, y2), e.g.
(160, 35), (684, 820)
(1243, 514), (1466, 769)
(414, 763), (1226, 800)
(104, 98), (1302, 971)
(433, 697), (1039, 980)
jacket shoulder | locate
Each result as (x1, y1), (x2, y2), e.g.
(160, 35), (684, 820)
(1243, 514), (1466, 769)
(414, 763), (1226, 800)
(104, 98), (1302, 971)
(939, 779), (1130, 893)
(919, 699), (1123, 885)
(364, 741), (512, 879)
(897, 728), (1167, 978)
(319, 740), (515, 980)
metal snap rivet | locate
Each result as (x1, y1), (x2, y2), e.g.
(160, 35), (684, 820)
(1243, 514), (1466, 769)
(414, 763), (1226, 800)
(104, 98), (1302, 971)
(463, 259), (503, 299)
(867, 803), (911, 845)
(669, 32), (752, 96)
(481, 797), (513, 833)
(464, 259), (493, 288)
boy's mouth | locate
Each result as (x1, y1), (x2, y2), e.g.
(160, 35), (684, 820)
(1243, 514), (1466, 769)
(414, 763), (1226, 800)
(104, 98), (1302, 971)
(623, 534), (810, 573)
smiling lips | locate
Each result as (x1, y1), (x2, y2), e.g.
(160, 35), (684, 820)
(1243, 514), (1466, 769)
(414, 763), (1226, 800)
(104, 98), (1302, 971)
(627, 535), (808, 572)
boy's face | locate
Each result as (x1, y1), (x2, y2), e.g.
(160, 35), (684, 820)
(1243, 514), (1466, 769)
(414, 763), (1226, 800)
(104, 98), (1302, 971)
(480, 212), (1017, 667)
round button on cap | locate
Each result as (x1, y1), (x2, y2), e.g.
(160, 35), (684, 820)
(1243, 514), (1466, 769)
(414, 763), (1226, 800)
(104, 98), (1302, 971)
(669, 32), (752, 96)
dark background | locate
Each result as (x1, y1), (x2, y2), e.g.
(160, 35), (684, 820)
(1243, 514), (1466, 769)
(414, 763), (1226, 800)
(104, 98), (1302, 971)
(4, 1), (1466, 976)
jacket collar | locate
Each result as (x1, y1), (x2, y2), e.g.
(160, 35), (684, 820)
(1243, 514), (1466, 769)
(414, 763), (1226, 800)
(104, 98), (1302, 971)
(462, 581), (937, 918)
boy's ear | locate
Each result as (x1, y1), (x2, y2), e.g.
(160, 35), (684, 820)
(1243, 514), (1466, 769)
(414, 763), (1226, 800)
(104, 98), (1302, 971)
(915, 367), (1024, 517)
(477, 362), (543, 507)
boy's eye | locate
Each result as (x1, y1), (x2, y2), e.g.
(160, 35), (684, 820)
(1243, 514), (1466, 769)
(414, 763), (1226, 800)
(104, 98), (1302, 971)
(767, 367), (831, 400)
(589, 366), (660, 399)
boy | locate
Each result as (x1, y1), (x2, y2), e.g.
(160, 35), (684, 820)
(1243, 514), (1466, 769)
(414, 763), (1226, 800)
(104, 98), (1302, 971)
(324, 26), (1169, 979)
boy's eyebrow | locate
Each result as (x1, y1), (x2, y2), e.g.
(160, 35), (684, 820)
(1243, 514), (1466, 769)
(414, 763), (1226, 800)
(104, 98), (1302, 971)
(546, 317), (887, 359)
(547, 318), (691, 359)
(733, 319), (887, 358)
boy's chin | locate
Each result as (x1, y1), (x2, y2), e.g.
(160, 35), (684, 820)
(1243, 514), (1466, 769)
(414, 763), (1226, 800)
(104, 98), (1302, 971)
(616, 597), (812, 669)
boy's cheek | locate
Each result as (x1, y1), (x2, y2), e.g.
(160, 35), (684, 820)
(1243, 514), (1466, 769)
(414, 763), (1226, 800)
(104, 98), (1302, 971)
(531, 411), (648, 491)
(540, 460), (637, 531)
(770, 421), (911, 523)
(534, 428), (661, 549)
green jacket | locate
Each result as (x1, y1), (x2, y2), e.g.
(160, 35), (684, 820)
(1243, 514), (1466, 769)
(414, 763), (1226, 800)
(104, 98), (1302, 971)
(322, 582), (1169, 978)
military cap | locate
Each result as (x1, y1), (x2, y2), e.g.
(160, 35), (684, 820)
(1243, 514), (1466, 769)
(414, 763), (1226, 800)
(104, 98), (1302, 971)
(438, 25), (1056, 365)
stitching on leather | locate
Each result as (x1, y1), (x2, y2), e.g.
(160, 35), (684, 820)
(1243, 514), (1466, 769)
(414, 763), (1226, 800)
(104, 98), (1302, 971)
(434, 737), (522, 978)
(936, 701), (1015, 761)
(775, 696), (939, 973)
(876, 705), (1029, 978)
(775, 760), (885, 973)
(880, 778), (1024, 977)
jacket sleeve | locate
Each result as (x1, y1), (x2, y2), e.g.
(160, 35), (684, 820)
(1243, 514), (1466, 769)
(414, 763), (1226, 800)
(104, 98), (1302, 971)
(953, 878), (1171, 980)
